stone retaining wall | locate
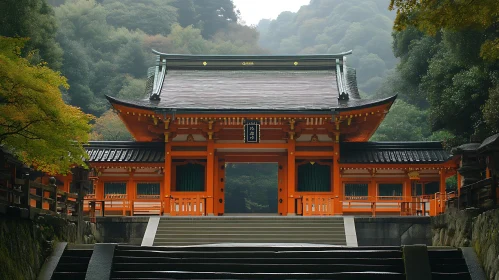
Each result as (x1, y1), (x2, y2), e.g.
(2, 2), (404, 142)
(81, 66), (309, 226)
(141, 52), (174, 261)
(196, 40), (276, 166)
(432, 208), (499, 280)
(0, 210), (98, 280)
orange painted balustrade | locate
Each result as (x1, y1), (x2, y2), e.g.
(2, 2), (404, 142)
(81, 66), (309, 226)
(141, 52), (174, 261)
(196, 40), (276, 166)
(301, 195), (335, 216)
(131, 195), (163, 216)
(170, 195), (206, 216)
(103, 194), (130, 215)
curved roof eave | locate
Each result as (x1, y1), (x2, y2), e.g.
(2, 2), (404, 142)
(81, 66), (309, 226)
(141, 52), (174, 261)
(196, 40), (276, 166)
(105, 94), (397, 115)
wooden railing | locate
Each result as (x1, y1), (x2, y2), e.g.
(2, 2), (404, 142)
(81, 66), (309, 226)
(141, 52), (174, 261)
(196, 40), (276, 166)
(0, 178), (80, 217)
(457, 177), (497, 209)
(300, 195), (334, 216)
(170, 195), (206, 216)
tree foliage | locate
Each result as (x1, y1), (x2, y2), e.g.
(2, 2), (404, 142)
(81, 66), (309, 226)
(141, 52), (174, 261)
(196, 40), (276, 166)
(374, 3), (499, 143)
(225, 163), (278, 213)
(389, 0), (499, 61)
(0, 37), (92, 174)
(0, 0), (63, 69)
(90, 110), (132, 141)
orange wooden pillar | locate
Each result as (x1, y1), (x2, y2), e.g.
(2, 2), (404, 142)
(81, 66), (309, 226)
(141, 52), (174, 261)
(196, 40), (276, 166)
(333, 142), (342, 215)
(96, 180), (104, 200)
(278, 156), (288, 216)
(206, 141), (215, 215)
(164, 143), (172, 215)
(214, 159), (225, 216)
(404, 177), (412, 201)
(439, 170), (446, 194)
(127, 171), (134, 216)
(287, 139), (296, 215)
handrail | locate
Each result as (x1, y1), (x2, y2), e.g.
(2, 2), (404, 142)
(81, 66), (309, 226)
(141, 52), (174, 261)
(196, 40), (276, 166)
(0, 178), (81, 217)
(458, 177), (497, 209)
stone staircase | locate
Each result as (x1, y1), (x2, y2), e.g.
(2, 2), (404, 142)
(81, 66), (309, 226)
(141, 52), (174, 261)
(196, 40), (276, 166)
(50, 248), (92, 280)
(110, 245), (473, 280)
(152, 217), (347, 246)
(43, 245), (477, 280)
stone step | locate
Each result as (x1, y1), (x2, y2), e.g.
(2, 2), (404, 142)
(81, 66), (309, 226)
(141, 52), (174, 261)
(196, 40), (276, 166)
(61, 249), (93, 257)
(153, 236), (346, 241)
(153, 240), (346, 247)
(58, 256), (91, 263)
(431, 272), (472, 280)
(155, 232), (346, 237)
(112, 262), (405, 273)
(114, 256), (404, 265)
(110, 270), (406, 279)
(51, 271), (86, 280)
(157, 219), (345, 223)
(156, 227), (345, 234)
(53, 262), (88, 272)
(120, 245), (399, 251)
(115, 249), (401, 258)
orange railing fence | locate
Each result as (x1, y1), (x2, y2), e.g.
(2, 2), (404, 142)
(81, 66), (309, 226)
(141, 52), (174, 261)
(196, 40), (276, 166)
(170, 195), (206, 216)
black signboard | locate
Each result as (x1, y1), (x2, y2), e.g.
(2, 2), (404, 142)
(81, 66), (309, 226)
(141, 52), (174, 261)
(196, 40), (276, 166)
(244, 120), (260, 143)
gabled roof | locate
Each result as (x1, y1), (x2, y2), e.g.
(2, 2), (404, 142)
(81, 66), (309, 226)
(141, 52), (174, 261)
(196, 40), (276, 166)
(106, 52), (397, 113)
(340, 142), (453, 164)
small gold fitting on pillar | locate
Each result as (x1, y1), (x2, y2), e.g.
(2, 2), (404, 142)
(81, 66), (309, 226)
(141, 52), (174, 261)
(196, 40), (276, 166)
(335, 132), (340, 143)
(207, 131), (214, 140)
(164, 119), (170, 130)
(289, 119), (296, 130)
(208, 120), (214, 130)
(164, 132), (170, 143)
(288, 131), (295, 140)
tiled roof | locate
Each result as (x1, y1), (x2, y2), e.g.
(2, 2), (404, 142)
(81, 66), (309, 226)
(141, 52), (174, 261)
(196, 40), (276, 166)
(84, 141), (452, 165)
(107, 53), (396, 113)
(85, 142), (164, 163)
(340, 142), (452, 164)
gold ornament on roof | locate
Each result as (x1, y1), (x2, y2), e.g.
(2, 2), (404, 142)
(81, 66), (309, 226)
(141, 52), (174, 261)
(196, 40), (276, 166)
(202, 61), (207, 66)
(294, 61), (299, 66)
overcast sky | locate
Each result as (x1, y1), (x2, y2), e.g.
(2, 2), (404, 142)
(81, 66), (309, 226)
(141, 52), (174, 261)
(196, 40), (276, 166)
(233, 0), (310, 26)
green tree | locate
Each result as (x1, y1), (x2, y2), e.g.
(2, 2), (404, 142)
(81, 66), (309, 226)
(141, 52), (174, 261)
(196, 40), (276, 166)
(0, 37), (92, 174)
(54, 0), (148, 115)
(194, 0), (239, 38)
(389, 0), (499, 61)
(0, 0), (63, 69)
(102, 0), (178, 36)
(91, 110), (132, 141)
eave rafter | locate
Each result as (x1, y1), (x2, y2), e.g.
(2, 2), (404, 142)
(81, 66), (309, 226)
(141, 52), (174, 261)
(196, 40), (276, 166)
(110, 96), (394, 142)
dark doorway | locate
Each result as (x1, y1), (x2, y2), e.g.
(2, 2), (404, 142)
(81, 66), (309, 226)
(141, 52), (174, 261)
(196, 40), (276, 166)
(224, 163), (278, 214)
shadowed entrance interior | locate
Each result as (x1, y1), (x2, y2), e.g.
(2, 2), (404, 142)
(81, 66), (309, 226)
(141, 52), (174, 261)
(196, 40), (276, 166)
(224, 163), (278, 214)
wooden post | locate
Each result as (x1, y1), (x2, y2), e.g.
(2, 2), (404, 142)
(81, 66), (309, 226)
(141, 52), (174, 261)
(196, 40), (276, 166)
(127, 171), (134, 216)
(164, 144), (172, 215)
(72, 167), (88, 244)
(439, 170), (446, 194)
(491, 175), (497, 206)
(333, 142), (342, 214)
(278, 157), (288, 216)
(287, 139), (296, 215)
(21, 175), (30, 209)
(49, 177), (57, 212)
(206, 141), (215, 215)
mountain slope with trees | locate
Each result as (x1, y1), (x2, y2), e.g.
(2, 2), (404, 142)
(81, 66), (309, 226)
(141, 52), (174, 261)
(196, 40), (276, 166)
(257, 0), (396, 95)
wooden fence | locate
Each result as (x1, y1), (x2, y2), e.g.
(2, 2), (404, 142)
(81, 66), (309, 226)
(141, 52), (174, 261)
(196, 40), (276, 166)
(455, 177), (498, 209)
(0, 178), (81, 217)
